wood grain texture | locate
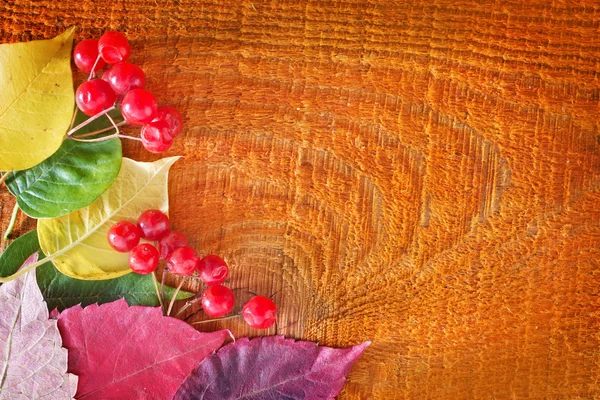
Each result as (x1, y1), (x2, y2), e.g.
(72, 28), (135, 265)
(2, 1), (600, 398)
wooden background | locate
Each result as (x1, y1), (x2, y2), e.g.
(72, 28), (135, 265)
(2, 0), (600, 398)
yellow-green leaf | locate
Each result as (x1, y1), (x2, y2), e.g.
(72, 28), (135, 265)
(0, 28), (75, 171)
(37, 157), (179, 280)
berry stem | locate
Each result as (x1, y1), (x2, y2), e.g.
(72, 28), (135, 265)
(175, 296), (200, 317)
(87, 54), (103, 80)
(167, 279), (186, 316)
(0, 254), (44, 282)
(69, 134), (119, 143)
(67, 105), (116, 136)
(152, 271), (165, 313)
(3, 202), (19, 240)
(161, 267), (167, 315)
(0, 171), (12, 187)
(191, 314), (240, 325)
(72, 121), (127, 138)
(118, 134), (143, 142)
(68, 107), (79, 130)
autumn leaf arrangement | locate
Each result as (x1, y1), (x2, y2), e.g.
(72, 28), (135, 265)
(0, 29), (369, 399)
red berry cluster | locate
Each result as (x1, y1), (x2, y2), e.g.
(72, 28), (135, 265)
(106, 210), (276, 329)
(73, 32), (182, 153)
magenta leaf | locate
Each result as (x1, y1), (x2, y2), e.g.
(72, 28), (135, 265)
(57, 299), (231, 400)
(0, 252), (78, 398)
(174, 336), (370, 400)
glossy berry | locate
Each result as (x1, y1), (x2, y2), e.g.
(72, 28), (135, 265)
(201, 285), (235, 317)
(121, 89), (158, 125)
(102, 61), (145, 95)
(75, 79), (117, 116)
(198, 255), (229, 286)
(242, 296), (276, 329)
(73, 39), (106, 73)
(158, 230), (189, 260)
(153, 106), (183, 139)
(107, 221), (140, 252)
(167, 246), (200, 276)
(98, 31), (130, 64)
(141, 120), (173, 153)
(129, 243), (159, 274)
(137, 209), (170, 240)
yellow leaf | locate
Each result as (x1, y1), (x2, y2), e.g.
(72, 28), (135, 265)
(0, 28), (75, 171)
(37, 157), (179, 280)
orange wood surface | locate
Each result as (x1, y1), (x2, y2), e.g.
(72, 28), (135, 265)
(2, 1), (600, 398)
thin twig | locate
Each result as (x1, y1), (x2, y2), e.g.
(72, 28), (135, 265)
(191, 315), (240, 325)
(152, 271), (164, 313)
(167, 279), (186, 316)
(0, 171), (12, 187)
(3, 202), (19, 240)
(67, 105), (116, 136)
(72, 121), (126, 138)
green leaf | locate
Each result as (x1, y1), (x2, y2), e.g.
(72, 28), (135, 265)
(6, 111), (124, 218)
(0, 28), (75, 171)
(0, 231), (193, 311)
(37, 157), (179, 280)
(0, 230), (40, 278)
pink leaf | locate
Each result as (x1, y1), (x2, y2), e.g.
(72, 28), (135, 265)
(174, 336), (370, 400)
(0, 252), (78, 398)
(57, 299), (230, 400)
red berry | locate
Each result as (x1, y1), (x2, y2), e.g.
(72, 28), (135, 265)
(98, 31), (130, 64)
(107, 221), (140, 252)
(158, 230), (189, 260)
(73, 39), (106, 73)
(198, 255), (229, 286)
(137, 209), (170, 240)
(242, 296), (276, 329)
(121, 89), (158, 125)
(102, 61), (145, 95)
(129, 243), (159, 274)
(141, 120), (173, 153)
(75, 79), (116, 116)
(153, 106), (183, 139)
(201, 285), (235, 317)
(167, 246), (200, 276)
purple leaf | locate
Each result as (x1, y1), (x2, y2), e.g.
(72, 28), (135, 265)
(174, 336), (370, 400)
(0, 252), (78, 398)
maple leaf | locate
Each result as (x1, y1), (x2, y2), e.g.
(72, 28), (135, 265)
(174, 336), (370, 400)
(56, 299), (231, 400)
(0, 252), (77, 399)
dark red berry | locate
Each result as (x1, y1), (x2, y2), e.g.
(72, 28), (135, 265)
(137, 209), (170, 240)
(102, 61), (145, 95)
(201, 285), (235, 317)
(129, 243), (159, 274)
(158, 230), (189, 260)
(242, 296), (276, 329)
(75, 79), (116, 116)
(198, 255), (229, 286)
(107, 221), (140, 252)
(98, 31), (130, 64)
(167, 246), (200, 276)
(153, 106), (183, 139)
(73, 39), (106, 73)
(141, 120), (173, 153)
(121, 89), (157, 125)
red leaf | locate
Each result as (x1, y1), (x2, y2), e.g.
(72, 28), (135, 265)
(57, 299), (230, 400)
(174, 336), (370, 400)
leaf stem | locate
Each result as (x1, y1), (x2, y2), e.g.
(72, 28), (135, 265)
(66, 105), (116, 136)
(0, 171), (12, 187)
(191, 315), (240, 325)
(0, 256), (46, 282)
(167, 279), (186, 316)
(3, 202), (19, 240)
(152, 271), (165, 313)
